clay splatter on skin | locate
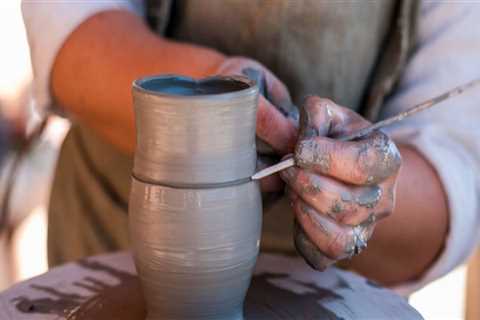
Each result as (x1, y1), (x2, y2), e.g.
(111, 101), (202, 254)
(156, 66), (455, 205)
(297, 98), (364, 180)
(295, 139), (331, 173)
(355, 186), (382, 209)
(356, 132), (401, 185)
(294, 192), (381, 264)
(298, 202), (359, 260)
(299, 173), (330, 196)
(302, 183), (323, 196)
(343, 214), (376, 258)
(340, 191), (354, 203)
(300, 202), (331, 238)
(333, 187), (381, 214)
(290, 173), (382, 219)
(330, 200), (344, 215)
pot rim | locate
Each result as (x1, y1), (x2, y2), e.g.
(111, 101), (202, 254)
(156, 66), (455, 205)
(132, 74), (258, 101)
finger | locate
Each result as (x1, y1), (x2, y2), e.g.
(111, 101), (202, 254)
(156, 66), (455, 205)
(282, 167), (383, 225)
(298, 96), (333, 139)
(239, 63), (297, 122)
(289, 191), (353, 259)
(263, 71), (298, 120)
(375, 174), (398, 220)
(300, 96), (368, 138)
(257, 95), (298, 154)
(264, 70), (290, 105)
(289, 192), (376, 260)
(295, 130), (401, 185)
(293, 221), (335, 271)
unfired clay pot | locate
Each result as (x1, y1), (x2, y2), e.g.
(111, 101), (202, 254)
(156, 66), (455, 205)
(129, 75), (262, 320)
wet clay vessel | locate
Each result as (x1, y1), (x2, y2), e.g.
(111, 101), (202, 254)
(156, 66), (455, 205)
(130, 75), (262, 320)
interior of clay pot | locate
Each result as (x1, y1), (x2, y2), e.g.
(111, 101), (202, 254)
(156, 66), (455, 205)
(135, 76), (252, 96)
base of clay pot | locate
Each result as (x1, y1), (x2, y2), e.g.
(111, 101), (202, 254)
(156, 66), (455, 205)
(1, 252), (423, 320)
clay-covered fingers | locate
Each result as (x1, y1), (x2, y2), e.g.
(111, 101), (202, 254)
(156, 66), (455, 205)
(281, 167), (395, 226)
(295, 96), (401, 185)
(283, 95), (401, 269)
(299, 96), (367, 139)
(293, 221), (335, 271)
(288, 190), (376, 262)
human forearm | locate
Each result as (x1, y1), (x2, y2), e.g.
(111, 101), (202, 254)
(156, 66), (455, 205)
(348, 145), (449, 286)
(52, 10), (226, 153)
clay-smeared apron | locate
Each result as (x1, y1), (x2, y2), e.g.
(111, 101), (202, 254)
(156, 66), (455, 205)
(48, 0), (419, 266)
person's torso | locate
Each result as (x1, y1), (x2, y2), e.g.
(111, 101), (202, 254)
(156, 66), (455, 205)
(159, 0), (396, 110)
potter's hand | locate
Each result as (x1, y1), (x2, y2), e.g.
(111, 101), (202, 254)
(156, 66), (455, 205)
(216, 57), (298, 191)
(281, 96), (402, 270)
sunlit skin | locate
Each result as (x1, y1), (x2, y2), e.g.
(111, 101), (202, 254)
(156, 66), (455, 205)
(52, 10), (448, 286)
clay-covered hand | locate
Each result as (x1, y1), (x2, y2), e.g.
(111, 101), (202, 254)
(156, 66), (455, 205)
(216, 57), (298, 191)
(280, 96), (402, 270)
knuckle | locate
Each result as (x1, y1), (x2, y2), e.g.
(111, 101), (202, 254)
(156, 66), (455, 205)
(304, 96), (335, 113)
(296, 171), (322, 196)
(355, 132), (402, 184)
(339, 106), (369, 126)
(354, 186), (382, 209)
(327, 197), (360, 223)
(316, 97), (336, 109)
(325, 231), (351, 258)
(328, 199), (350, 216)
(335, 209), (370, 226)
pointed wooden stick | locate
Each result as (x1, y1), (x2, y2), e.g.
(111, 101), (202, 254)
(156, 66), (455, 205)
(251, 78), (480, 181)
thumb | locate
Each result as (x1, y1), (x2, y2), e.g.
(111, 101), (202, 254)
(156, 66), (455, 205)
(257, 95), (297, 155)
(264, 71), (298, 122)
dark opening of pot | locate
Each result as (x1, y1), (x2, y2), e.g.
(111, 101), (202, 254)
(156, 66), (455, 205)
(135, 75), (252, 97)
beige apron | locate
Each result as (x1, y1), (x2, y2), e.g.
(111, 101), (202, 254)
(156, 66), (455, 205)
(48, 0), (419, 266)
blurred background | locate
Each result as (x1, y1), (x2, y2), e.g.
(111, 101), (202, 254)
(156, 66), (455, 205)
(0, 1), (471, 319)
